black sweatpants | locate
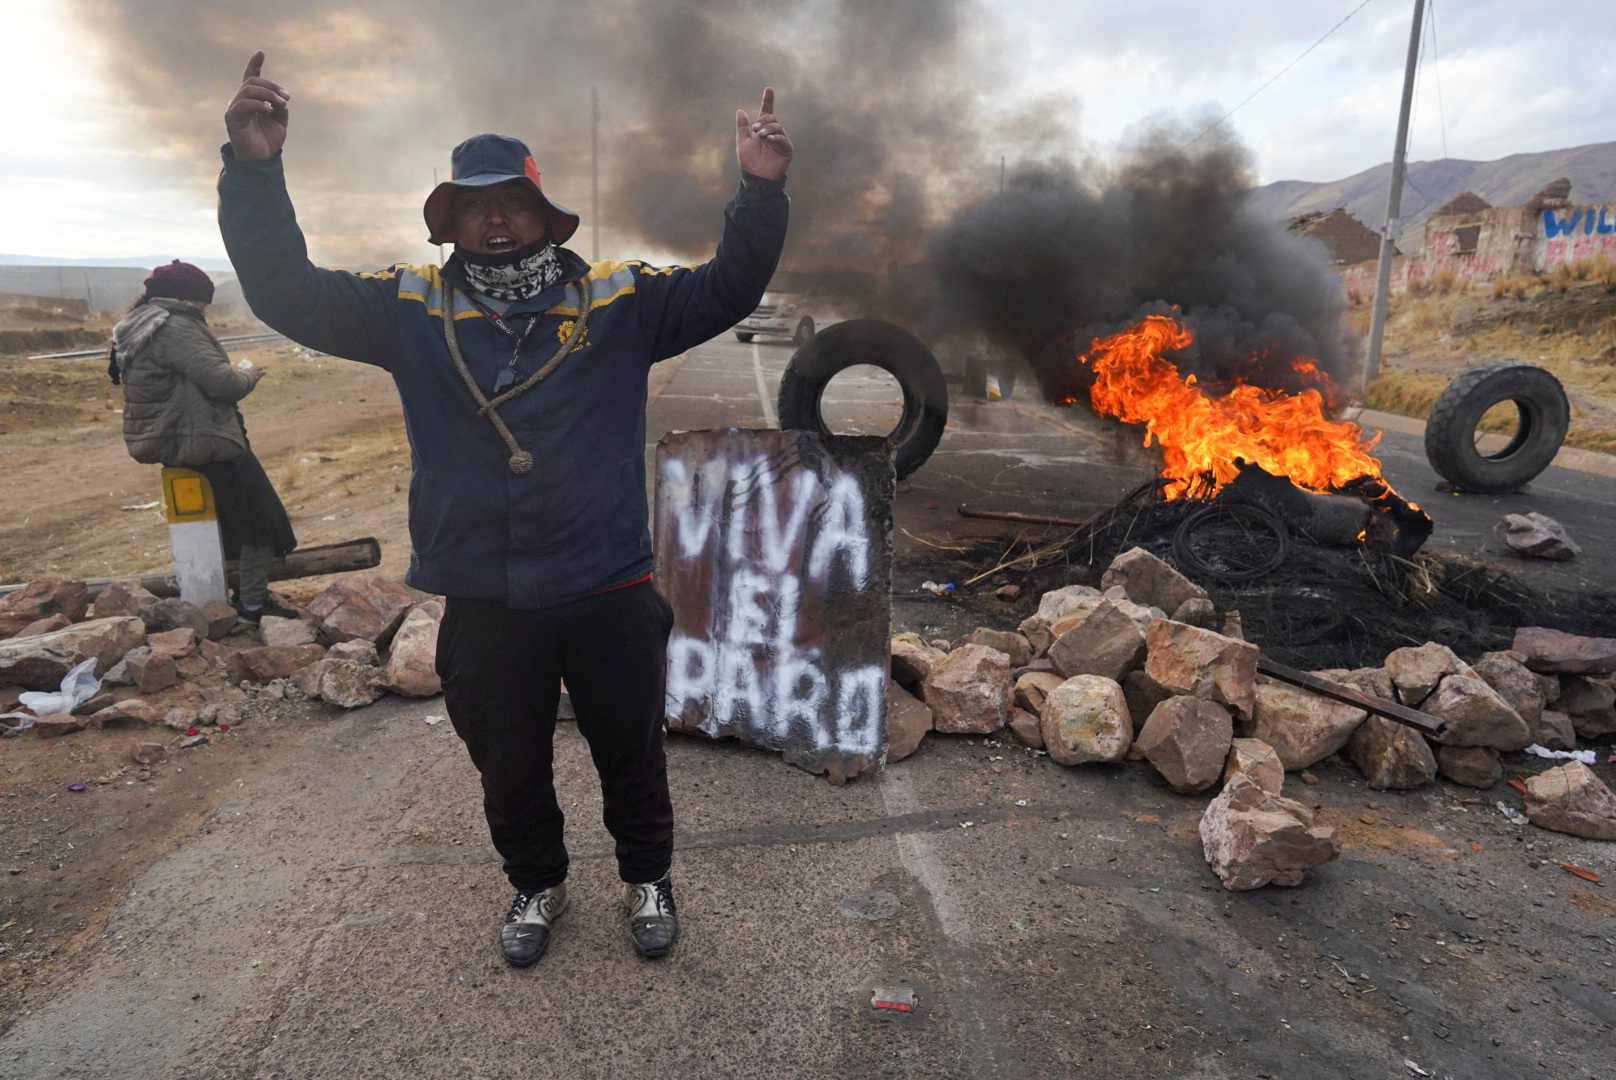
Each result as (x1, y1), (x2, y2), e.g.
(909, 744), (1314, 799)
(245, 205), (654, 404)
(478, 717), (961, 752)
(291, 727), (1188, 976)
(435, 580), (676, 893)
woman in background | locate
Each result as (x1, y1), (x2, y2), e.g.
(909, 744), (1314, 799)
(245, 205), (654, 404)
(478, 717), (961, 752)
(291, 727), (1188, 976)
(109, 260), (298, 622)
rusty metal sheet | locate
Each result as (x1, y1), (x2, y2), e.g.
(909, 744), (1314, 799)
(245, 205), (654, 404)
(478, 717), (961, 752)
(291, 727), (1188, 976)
(654, 428), (894, 782)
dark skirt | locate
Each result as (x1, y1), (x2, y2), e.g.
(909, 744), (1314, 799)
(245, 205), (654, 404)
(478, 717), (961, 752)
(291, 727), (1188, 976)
(192, 449), (297, 558)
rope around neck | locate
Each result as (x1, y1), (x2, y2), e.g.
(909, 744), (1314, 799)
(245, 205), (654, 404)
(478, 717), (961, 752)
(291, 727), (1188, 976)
(441, 278), (592, 474)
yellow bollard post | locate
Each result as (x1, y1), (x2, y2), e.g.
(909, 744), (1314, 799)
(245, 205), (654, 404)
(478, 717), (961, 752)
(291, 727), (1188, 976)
(160, 467), (229, 607)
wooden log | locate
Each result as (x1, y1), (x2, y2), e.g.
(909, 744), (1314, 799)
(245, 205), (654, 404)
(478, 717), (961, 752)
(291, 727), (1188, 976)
(0, 538), (383, 600)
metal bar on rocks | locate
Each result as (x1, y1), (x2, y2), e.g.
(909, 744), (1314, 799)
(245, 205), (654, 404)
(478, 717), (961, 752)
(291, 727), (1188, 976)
(0, 537), (382, 600)
(956, 506), (1087, 528)
(1257, 656), (1446, 737)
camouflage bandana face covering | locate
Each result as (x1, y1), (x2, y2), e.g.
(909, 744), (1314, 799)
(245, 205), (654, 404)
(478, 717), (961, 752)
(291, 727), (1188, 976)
(457, 238), (565, 302)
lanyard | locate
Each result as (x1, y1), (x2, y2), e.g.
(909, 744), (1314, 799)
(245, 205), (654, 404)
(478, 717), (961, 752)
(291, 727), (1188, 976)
(468, 297), (542, 392)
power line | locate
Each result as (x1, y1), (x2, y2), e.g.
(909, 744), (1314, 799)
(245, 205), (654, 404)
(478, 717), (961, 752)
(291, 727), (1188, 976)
(1426, 0), (1449, 160)
(1185, 0), (1378, 147)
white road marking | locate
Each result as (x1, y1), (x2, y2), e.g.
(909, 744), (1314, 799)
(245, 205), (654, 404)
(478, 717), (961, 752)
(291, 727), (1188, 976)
(880, 772), (972, 943)
(751, 342), (779, 429)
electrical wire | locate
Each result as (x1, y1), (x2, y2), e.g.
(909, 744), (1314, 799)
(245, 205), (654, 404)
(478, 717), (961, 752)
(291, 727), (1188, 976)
(1426, 0), (1449, 160)
(1184, 0), (1378, 147)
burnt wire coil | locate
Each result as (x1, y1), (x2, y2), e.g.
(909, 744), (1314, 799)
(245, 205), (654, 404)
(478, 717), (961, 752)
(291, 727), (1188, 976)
(1171, 502), (1289, 584)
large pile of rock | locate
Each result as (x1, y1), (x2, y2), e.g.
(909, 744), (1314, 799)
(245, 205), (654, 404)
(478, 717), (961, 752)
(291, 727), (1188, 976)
(0, 574), (445, 744)
(887, 546), (1616, 888)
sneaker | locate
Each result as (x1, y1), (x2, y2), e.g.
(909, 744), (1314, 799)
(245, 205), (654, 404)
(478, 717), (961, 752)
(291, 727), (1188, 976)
(232, 596), (301, 624)
(622, 876), (678, 958)
(500, 883), (569, 967)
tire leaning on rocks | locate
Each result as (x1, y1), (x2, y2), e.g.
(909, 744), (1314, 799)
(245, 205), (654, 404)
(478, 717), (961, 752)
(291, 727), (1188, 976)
(1423, 360), (1569, 493)
(777, 319), (949, 480)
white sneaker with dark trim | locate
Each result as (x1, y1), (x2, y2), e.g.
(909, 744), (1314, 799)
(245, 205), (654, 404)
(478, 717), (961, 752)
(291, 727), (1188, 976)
(622, 876), (679, 958)
(500, 882), (568, 966)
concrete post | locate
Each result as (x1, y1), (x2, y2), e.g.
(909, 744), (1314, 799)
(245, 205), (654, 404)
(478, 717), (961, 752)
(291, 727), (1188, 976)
(160, 468), (229, 607)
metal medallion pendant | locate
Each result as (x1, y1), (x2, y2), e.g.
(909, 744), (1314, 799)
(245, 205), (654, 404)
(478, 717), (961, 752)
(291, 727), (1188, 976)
(508, 451), (534, 474)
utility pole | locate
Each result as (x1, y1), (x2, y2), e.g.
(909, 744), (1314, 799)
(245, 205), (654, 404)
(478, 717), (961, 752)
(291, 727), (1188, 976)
(1363, 0), (1426, 386)
(1000, 156), (1005, 196)
(432, 168), (445, 264)
(591, 87), (601, 262)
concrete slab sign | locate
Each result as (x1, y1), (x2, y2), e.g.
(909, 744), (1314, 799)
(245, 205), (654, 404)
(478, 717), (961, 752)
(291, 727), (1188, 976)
(654, 428), (894, 781)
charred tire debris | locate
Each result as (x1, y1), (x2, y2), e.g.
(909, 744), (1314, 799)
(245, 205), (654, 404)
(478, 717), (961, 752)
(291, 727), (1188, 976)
(777, 319), (949, 480)
(1424, 360), (1569, 493)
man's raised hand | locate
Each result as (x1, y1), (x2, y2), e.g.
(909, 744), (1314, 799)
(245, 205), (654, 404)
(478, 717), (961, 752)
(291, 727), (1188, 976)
(225, 51), (291, 161)
(736, 88), (793, 181)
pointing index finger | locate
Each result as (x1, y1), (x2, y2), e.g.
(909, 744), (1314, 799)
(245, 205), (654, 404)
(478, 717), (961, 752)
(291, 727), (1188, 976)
(760, 87), (775, 118)
(242, 50), (265, 83)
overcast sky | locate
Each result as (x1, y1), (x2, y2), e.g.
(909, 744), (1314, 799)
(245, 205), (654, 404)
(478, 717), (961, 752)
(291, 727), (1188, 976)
(5, 0), (1614, 265)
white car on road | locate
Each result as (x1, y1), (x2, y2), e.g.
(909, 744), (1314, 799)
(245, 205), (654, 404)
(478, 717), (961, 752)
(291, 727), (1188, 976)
(734, 270), (877, 348)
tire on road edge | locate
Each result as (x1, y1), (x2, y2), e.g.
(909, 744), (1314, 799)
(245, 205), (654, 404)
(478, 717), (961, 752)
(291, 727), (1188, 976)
(777, 319), (949, 480)
(1423, 360), (1569, 493)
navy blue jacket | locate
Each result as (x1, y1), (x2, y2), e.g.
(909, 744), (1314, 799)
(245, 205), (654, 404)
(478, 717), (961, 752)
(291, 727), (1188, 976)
(217, 148), (787, 607)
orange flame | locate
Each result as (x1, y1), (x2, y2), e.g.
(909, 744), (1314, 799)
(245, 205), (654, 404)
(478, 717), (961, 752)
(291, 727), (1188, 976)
(1077, 314), (1388, 500)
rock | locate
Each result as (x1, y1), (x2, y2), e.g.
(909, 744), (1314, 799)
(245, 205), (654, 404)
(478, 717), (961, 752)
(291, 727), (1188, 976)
(123, 653), (178, 694)
(1224, 738), (1284, 795)
(411, 599), (444, 622)
(1536, 671), (1561, 705)
(1512, 627), (1616, 676)
(1018, 585), (1104, 654)
(1135, 696), (1232, 793)
(87, 700), (159, 729)
(178, 734), (207, 749)
(1199, 774), (1341, 890)
(131, 741), (167, 765)
(260, 616), (320, 648)
(1472, 651), (1545, 725)
(140, 598), (210, 638)
(1383, 642), (1462, 707)
(1424, 670), (1530, 750)
(32, 713), (85, 738)
(385, 609), (442, 697)
(1121, 669), (1173, 729)
(1248, 681), (1366, 770)
(15, 613), (72, 638)
(0, 615), (146, 686)
(291, 661), (328, 700)
(928, 639), (951, 653)
(1336, 667), (1396, 702)
(922, 644), (1010, 734)
(1047, 601), (1148, 683)
(100, 646), (146, 687)
(1299, 770), (1320, 785)
(146, 627), (197, 660)
(1346, 716), (1438, 790)
(1557, 676), (1616, 739)
(200, 599), (239, 641)
(1006, 706), (1043, 749)
(1221, 611), (1244, 640)
(0, 576), (90, 638)
(1101, 546), (1208, 616)
(318, 660), (387, 709)
(228, 643), (327, 686)
(91, 580), (160, 619)
(1522, 761), (1616, 840)
(1170, 597), (1218, 629)
(256, 679), (287, 702)
(953, 627), (1032, 668)
(197, 638), (233, 668)
(1531, 709), (1577, 751)
(1012, 671), (1065, 715)
(73, 689), (118, 715)
(1143, 619), (1259, 720)
(306, 575), (414, 645)
(1494, 512), (1580, 560)
(327, 639), (381, 665)
(1436, 745), (1502, 788)
(1040, 675), (1131, 765)
(890, 633), (946, 694)
(884, 683), (933, 762)
(994, 584), (1021, 602)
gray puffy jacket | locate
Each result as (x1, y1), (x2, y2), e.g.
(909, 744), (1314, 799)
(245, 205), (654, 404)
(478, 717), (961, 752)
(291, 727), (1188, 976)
(115, 298), (260, 467)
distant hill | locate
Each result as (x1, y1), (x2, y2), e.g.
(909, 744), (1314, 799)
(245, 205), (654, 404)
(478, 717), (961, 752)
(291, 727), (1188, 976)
(0, 254), (235, 273)
(1250, 141), (1616, 233)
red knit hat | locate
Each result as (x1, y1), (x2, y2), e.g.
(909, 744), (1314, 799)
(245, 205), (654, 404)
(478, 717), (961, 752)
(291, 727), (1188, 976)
(143, 260), (215, 305)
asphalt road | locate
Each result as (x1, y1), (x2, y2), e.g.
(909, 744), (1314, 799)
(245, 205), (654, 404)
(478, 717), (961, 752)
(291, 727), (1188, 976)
(4, 336), (1615, 1079)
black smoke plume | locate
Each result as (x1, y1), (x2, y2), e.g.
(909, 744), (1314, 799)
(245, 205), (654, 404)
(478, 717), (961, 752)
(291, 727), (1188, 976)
(926, 121), (1358, 400)
(67, 0), (1017, 269)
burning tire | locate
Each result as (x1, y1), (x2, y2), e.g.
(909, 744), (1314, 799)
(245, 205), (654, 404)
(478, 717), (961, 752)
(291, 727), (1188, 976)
(1424, 361), (1569, 493)
(777, 319), (949, 480)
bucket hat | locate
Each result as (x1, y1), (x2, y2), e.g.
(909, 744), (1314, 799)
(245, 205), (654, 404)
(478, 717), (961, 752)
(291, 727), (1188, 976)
(423, 133), (580, 247)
